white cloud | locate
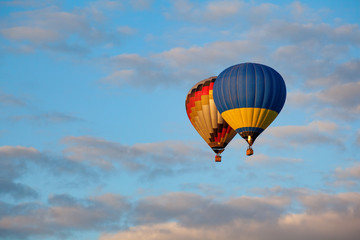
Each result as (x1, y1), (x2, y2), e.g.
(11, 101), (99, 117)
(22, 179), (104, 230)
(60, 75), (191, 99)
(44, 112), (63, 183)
(259, 120), (344, 150)
(100, 191), (360, 240)
(245, 154), (302, 165)
(309, 59), (360, 87)
(1, 26), (59, 43)
(0, 145), (40, 159)
(287, 91), (316, 107)
(164, 0), (244, 23)
(335, 163), (360, 180)
(101, 40), (265, 88)
(317, 81), (360, 109)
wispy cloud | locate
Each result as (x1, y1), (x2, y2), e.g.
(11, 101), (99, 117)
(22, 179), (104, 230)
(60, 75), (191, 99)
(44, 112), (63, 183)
(0, 91), (26, 107)
(245, 154), (302, 165)
(61, 136), (211, 179)
(11, 112), (84, 124)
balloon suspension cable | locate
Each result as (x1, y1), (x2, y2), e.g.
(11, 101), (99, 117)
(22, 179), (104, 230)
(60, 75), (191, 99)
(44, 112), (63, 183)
(246, 135), (254, 156)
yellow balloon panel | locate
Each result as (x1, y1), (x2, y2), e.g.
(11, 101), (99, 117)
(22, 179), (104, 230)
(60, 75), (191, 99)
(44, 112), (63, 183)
(221, 108), (278, 131)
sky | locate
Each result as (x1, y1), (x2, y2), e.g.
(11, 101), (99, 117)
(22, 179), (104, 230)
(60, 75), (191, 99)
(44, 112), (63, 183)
(0, 0), (360, 239)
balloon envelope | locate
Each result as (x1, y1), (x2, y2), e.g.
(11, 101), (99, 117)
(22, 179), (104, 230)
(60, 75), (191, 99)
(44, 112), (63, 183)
(213, 63), (286, 147)
(185, 76), (237, 160)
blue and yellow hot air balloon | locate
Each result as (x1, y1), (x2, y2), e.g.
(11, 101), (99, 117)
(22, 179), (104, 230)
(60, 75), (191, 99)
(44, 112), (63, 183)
(213, 63), (286, 156)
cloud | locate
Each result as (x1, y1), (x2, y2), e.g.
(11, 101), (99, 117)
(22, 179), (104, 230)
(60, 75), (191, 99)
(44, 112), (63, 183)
(0, 180), (38, 199)
(100, 191), (360, 240)
(245, 154), (302, 165)
(0, 4), (132, 54)
(0, 91), (26, 107)
(61, 136), (211, 179)
(0, 0), (55, 7)
(181, 183), (225, 196)
(164, 0), (244, 23)
(100, 3), (359, 90)
(308, 59), (360, 87)
(130, 0), (153, 10)
(0, 146), (41, 199)
(299, 192), (360, 214)
(285, 59), (360, 121)
(133, 192), (290, 228)
(330, 163), (360, 188)
(287, 91), (316, 108)
(101, 40), (265, 88)
(0, 145), (99, 199)
(11, 112), (84, 124)
(259, 120), (344, 150)
(117, 26), (137, 35)
(1, 188), (359, 240)
(0, 193), (130, 239)
(316, 81), (360, 119)
(1, 26), (59, 43)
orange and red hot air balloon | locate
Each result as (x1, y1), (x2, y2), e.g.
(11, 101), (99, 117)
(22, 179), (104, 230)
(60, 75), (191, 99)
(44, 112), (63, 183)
(185, 76), (237, 162)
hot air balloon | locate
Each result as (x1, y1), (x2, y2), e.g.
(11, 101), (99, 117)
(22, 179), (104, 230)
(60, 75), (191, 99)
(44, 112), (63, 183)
(186, 76), (237, 162)
(213, 63), (286, 156)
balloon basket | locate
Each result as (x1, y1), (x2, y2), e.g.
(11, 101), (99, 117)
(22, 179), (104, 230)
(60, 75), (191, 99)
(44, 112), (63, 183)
(246, 147), (253, 156)
(215, 155), (221, 162)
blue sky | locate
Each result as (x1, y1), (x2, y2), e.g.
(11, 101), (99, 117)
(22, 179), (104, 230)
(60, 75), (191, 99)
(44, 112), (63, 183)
(0, 0), (360, 239)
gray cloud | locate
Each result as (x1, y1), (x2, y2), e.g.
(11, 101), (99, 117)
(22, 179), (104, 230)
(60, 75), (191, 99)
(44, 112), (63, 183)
(61, 136), (211, 179)
(133, 192), (290, 228)
(0, 91), (26, 107)
(2, 189), (359, 240)
(0, 146), (42, 199)
(0, 193), (130, 239)
(100, 191), (360, 240)
(0, 145), (98, 200)
(0, 180), (38, 199)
